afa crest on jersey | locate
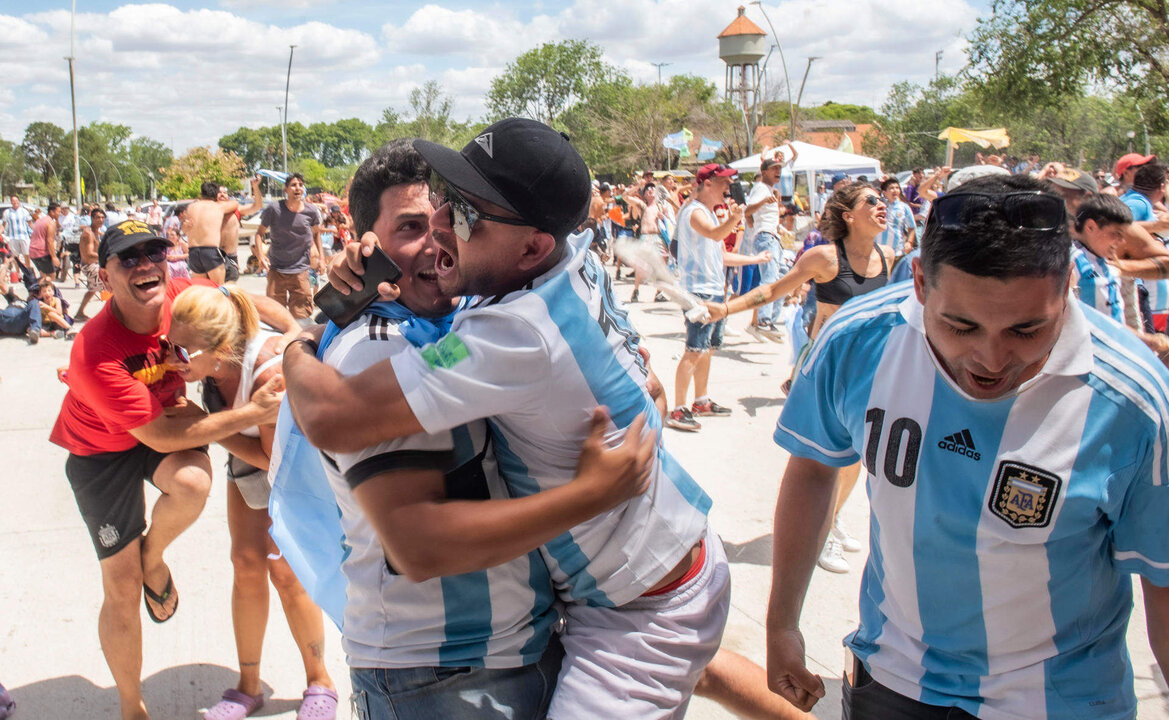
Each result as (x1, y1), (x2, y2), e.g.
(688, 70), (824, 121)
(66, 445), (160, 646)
(989, 462), (1062, 529)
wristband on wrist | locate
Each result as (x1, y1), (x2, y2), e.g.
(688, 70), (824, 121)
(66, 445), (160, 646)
(289, 337), (319, 355)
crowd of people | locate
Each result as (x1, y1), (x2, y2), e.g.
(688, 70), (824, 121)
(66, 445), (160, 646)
(4, 116), (1169, 720)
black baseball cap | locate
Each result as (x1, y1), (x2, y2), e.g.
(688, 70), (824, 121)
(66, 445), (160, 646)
(414, 118), (592, 240)
(98, 219), (171, 267)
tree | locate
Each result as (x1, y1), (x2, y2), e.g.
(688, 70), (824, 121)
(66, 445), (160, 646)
(21, 121), (66, 184)
(129, 137), (174, 197)
(159, 147), (246, 199)
(486, 40), (628, 125)
(968, 0), (1169, 106)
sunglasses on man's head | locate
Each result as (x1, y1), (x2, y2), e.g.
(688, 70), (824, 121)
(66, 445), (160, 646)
(117, 243), (168, 269)
(928, 191), (1065, 232)
(428, 172), (530, 243)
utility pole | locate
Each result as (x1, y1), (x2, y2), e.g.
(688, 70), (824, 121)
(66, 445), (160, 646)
(651, 62), (672, 85)
(795, 56), (820, 115)
(935, 50), (944, 82)
(749, 2), (795, 141)
(282, 45), (296, 173)
(68, 0), (81, 209)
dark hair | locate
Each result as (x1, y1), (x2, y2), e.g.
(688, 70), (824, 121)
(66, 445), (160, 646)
(912, 167), (924, 175)
(348, 139), (429, 238)
(105, 202), (116, 211)
(818, 182), (877, 242)
(1074, 193), (1132, 232)
(1132, 163), (1166, 193)
(90, 207), (104, 218)
(920, 174), (1070, 286)
(879, 177), (901, 192)
(200, 181), (220, 199)
(47, 201), (60, 213)
(284, 172), (306, 188)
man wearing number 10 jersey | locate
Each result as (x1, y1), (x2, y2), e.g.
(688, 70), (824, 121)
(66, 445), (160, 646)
(767, 174), (1169, 719)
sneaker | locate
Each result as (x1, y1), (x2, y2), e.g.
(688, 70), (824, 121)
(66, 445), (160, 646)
(818, 537), (849, 574)
(53, 329), (66, 339)
(692, 398), (732, 417)
(0, 682), (13, 720)
(630, 288), (639, 303)
(832, 519), (863, 553)
(755, 321), (786, 343)
(25, 327), (38, 345)
(654, 291), (667, 302)
(665, 406), (702, 432)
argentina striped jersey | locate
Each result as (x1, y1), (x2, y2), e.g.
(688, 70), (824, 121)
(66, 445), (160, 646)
(319, 315), (557, 669)
(774, 282), (1169, 719)
(1070, 242), (1124, 323)
(1121, 189), (1169, 314)
(392, 235), (711, 607)
(676, 201), (726, 296)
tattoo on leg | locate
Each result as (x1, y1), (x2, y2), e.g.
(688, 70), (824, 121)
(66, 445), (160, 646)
(309, 642), (324, 659)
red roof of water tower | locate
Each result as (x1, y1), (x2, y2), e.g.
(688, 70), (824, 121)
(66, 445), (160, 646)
(718, 6), (766, 38)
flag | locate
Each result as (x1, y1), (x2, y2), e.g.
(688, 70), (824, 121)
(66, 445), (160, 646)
(697, 137), (723, 161)
(662, 127), (694, 156)
(837, 134), (854, 154)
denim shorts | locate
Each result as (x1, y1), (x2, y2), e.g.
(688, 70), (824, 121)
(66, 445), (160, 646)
(349, 638), (563, 720)
(684, 293), (725, 352)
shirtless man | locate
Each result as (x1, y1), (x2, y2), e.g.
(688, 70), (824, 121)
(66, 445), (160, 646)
(217, 179), (264, 283)
(75, 207), (105, 320)
(184, 177), (259, 284)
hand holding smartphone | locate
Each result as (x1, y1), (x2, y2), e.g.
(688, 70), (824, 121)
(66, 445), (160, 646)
(313, 245), (403, 327)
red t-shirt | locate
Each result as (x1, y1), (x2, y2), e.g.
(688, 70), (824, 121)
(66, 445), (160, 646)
(50, 278), (214, 455)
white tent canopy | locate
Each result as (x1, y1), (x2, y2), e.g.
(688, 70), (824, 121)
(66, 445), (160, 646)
(730, 141), (882, 212)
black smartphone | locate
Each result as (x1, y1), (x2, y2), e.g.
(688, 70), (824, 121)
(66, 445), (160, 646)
(728, 179), (747, 206)
(313, 246), (403, 328)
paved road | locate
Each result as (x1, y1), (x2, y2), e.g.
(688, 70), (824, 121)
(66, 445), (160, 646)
(1, 258), (1165, 719)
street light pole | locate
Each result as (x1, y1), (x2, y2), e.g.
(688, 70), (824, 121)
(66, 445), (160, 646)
(795, 56), (820, 111)
(651, 62), (672, 86)
(749, 1), (795, 141)
(282, 45), (296, 173)
(80, 157), (98, 201)
(935, 50), (944, 82)
(67, 0), (81, 211)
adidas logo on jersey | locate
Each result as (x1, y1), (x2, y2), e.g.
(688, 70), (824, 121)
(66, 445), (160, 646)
(938, 429), (981, 460)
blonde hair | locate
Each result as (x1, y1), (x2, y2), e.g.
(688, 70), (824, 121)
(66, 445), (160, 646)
(170, 285), (259, 363)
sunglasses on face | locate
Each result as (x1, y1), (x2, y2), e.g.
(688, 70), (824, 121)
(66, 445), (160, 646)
(929, 191), (1066, 232)
(117, 244), (168, 269)
(161, 336), (205, 364)
(428, 172), (530, 242)
(859, 194), (884, 207)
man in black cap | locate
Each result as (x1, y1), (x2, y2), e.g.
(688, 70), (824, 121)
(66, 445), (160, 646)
(283, 119), (736, 717)
(49, 219), (297, 720)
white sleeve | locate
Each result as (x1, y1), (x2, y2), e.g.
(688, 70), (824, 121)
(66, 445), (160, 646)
(747, 182), (769, 206)
(390, 307), (551, 435)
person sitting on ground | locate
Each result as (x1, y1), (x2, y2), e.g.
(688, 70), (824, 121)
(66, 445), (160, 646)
(167, 284), (337, 720)
(0, 267), (42, 344)
(36, 279), (73, 338)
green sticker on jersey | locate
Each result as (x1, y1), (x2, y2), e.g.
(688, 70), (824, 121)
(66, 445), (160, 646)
(421, 332), (470, 370)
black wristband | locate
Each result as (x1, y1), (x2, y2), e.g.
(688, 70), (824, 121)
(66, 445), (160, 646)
(288, 337), (319, 355)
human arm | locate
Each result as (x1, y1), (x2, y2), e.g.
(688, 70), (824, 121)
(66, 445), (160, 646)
(1110, 256), (1169, 280)
(217, 197), (241, 216)
(722, 247), (771, 267)
(744, 188), (778, 217)
(128, 375), (284, 453)
(351, 408), (655, 581)
(252, 224), (269, 271)
(917, 167), (951, 202)
(766, 455), (837, 710)
(246, 291), (300, 352)
(1142, 578), (1169, 682)
(238, 176), (265, 216)
(707, 246), (829, 322)
(690, 201), (744, 240)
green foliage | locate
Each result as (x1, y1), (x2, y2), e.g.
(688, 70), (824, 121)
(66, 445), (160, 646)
(376, 81), (486, 150)
(159, 147), (246, 199)
(21, 121), (66, 183)
(486, 40), (628, 125)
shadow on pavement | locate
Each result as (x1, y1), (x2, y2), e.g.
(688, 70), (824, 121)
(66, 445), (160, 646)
(811, 678), (844, 719)
(9, 665), (300, 719)
(723, 534), (773, 566)
(739, 395), (785, 417)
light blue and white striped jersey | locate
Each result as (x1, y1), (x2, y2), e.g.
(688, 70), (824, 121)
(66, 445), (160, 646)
(876, 199), (915, 250)
(392, 235), (711, 607)
(3, 206), (31, 243)
(320, 315), (557, 669)
(1121, 189), (1169, 314)
(1070, 242), (1124, 323)
(775, 282), (1169, 720)
(676, 201), (726, 296)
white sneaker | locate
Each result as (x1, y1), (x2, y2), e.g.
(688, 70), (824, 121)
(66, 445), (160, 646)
(818, 537), (849, 574)
(832, 520), (863, 553)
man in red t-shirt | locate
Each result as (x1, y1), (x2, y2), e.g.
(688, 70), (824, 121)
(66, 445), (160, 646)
(50, 219), (298, 720)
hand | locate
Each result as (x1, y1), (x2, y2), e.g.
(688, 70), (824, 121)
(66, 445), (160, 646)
(704, 300), (728, 324)
(164, 396), (207, 418)
(257, 254), (270, 273)
(56, 366), (69, 384)
(573, 408), (655, 511)
(249, 374), (285, 424)
(328, 231), (399, 302)
(756, 250), (773, 265)
(765, 194), (778, 205)
(729, 201), (745, 219)
(767, 628), (825, 712)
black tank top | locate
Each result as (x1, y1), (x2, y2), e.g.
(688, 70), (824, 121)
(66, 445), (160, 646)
(813, 239), (889, 306)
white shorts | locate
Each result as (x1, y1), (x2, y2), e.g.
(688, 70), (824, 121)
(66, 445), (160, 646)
(547, 526), (731, 719)
(9, 235), (28, 257)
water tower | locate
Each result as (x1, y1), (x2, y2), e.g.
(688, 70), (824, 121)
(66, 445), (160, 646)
(718, 6), (766, 120)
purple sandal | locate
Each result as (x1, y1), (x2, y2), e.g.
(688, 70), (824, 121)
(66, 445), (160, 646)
(0, 682), (14, 720)
(203, 688), (263, 720)
(297, 685), (338, 720)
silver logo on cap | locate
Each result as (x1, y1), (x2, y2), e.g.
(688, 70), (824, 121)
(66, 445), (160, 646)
(474, 133), (494, 158)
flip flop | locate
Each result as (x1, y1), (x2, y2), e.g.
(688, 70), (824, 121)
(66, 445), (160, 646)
(204, 688), (263, 720)
(142, 570), (178, 623)
(297, 685), (338, 720)
(0, 682), (14, 720)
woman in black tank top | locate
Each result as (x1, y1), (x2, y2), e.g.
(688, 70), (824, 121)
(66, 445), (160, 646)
(707, 182), (893, 340)
(704, 182), (893, 574)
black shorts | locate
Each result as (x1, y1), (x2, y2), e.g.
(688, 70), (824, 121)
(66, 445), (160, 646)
(31, 255), (55, 276)
(65, 444), (207, 559)
(224, 253), (240, 282)
(188, 246), (226, 274)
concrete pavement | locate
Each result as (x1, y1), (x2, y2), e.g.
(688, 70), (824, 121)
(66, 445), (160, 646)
(0, 255), (1165, 719)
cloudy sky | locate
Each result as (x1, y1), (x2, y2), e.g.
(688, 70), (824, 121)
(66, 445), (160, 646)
(0, 0), (988, 155)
